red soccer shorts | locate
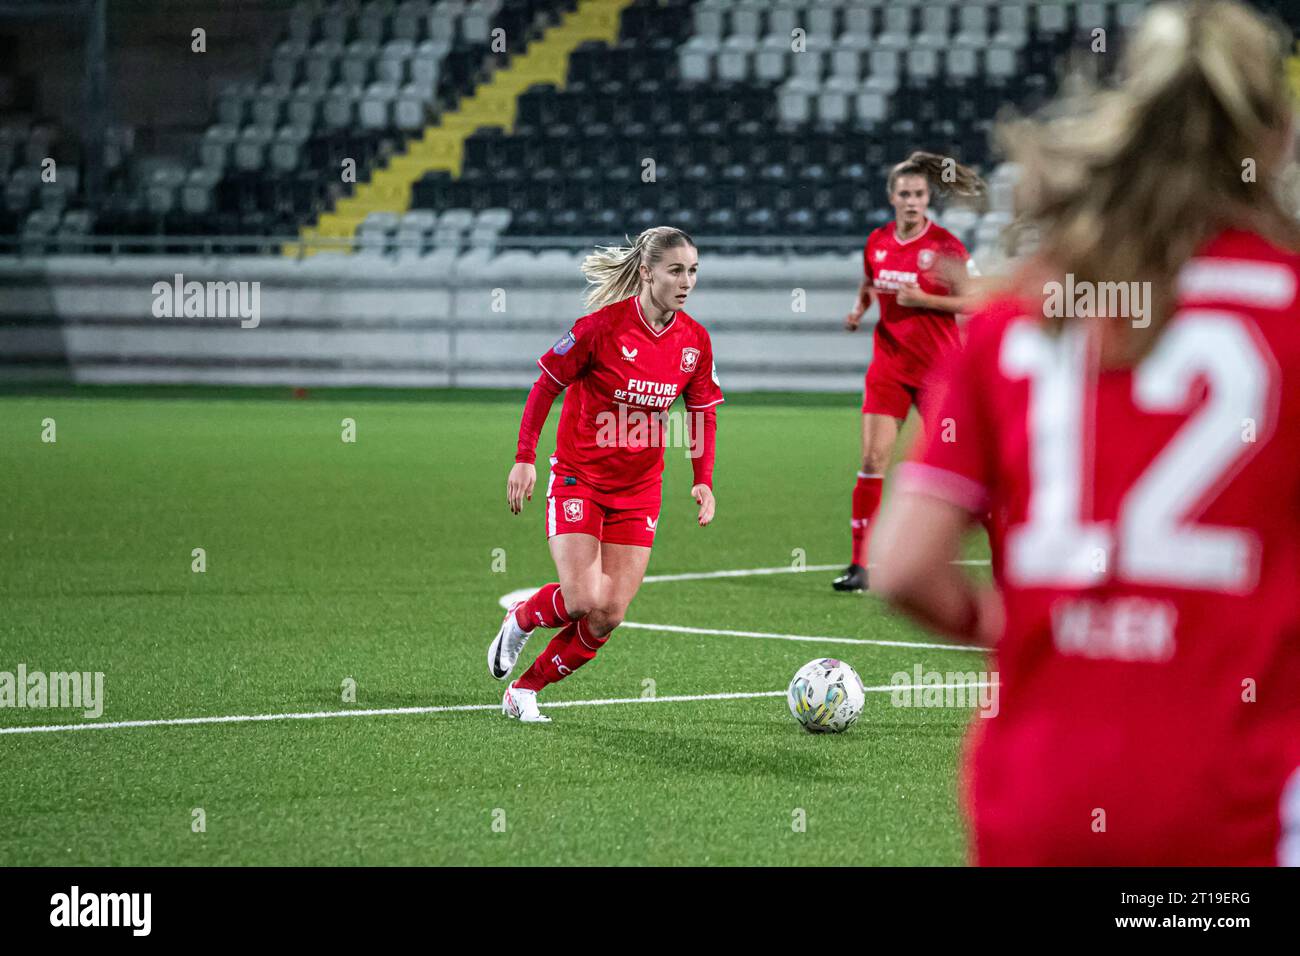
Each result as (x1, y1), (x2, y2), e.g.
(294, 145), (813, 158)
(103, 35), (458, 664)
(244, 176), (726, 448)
(862, 356), (942, 429)
(543, 458), (660, 548)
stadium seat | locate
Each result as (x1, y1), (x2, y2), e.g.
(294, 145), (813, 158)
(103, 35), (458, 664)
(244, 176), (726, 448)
(181, 167), (222, 216)
(985, 42), (1019, 79)
(809, 6), (842, 41)
(955, 4), (991, 48)
(410, 40), (450, 90)
(790, 46), (826, 82)
(1036, 3), (1069, 35)
(392, 0), (432, 41)
(216, 82), (253, 127)
(272, 40), (307, 85)
(877, 7), (913, 50)
(341, 39), (379, 84)
(200, 125), (239, 170)
(320, 2), (354, 44)
(251, 84), (292, 128)
(462, 0), (503, 45)
(717, 36), (754, 83)
(729, 5), (762, 43)
(287, 86), (324, 127)
(945, 47), (980, 82)
(306, 40), (344, 85)
(357, 0), (393, 43)
(234, 126), (276, 171)
(376, 39), (414, 83)
(841, 6), (872, 41)
(916, 6), (951, 49)
(270, 125), (312, 172)
(394, 84), (432, 130)
(994, 4), (1030, 48)
(753, 36), (790, 82)
(358, 81), (394, 128)
(322, 82), (362, 127)
(1077, 2), (1109, 32)
(830, 47), (862, 81)
(776, 76), (816, 126)
(679, 35), (719, 83)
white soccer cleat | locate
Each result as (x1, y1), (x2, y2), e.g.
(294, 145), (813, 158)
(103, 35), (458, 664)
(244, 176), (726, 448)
(487, 601), (533, 681)
(502, 683), (551, 723)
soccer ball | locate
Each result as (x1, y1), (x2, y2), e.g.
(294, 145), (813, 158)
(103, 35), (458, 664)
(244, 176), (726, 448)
(787, 658), (866, 734)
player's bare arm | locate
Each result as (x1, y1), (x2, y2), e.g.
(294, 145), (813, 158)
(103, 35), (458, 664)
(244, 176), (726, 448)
(871, 490), (1002, 646)
(845, 278), (877, 331)
(894, 285), (982, 314)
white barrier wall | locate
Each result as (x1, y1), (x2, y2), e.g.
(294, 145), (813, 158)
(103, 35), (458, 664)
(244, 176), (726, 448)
(0, 249), (882, 391)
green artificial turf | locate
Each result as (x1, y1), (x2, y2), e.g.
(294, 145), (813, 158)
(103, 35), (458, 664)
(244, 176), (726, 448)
(0, 390), (990, 865)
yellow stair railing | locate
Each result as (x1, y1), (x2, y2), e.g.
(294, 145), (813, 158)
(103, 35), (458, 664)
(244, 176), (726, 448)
(290, 0), (632, 256)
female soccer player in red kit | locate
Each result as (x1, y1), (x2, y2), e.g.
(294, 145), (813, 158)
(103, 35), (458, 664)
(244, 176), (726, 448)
(833, 151), (986, 591)
(874, 0), (1300, 864)
(487, 226), (724, 722)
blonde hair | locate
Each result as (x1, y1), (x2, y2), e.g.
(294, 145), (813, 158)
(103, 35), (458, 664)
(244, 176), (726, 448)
(999, 0), (1299, 357)
(579, 226), (696, 310)
(887, 150), (986, 200)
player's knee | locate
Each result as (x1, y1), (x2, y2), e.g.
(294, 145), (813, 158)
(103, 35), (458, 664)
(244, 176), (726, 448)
(586, 606), (624, 638)
(863, 447), (890, 474)
(562, 594), (596, 621)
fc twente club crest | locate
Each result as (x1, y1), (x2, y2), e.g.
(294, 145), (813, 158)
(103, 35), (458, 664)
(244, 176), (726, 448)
(680, 347), (700, 373)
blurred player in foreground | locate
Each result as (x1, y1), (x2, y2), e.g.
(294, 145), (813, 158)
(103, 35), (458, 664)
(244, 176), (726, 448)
(874, 0), (1300, 864)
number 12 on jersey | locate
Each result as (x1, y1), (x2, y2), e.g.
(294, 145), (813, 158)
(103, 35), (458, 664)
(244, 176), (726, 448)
(1001, 311), (1271, 593)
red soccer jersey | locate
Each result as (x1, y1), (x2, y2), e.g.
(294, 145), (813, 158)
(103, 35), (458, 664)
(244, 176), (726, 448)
(900, 228), (1300, 865)
(536, 295), (725, 506)
(864, 218), (972, 386)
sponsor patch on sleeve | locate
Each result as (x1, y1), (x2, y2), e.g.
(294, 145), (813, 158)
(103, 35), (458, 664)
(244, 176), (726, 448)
(552, 329), (577, 355)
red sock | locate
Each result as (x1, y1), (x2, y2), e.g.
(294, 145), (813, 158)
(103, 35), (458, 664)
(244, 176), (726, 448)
(851, 472), (884, 567)
(514, 619), (607, 692)
(514, 582), (570, 631)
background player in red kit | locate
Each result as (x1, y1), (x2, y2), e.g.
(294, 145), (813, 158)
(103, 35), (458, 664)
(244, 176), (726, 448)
(874, 0), (1300, 865)
(834, 152), (986, 591)
(487, 226), (724, 722)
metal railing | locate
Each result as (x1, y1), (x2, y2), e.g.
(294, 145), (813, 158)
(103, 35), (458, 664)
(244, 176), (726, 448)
(0, 231), (869, 260)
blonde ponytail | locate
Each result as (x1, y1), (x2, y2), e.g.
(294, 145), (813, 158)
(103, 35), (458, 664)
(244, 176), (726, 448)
(580, 226), (696, 311)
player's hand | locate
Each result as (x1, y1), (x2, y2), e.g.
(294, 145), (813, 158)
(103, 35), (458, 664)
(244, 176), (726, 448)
(896, 283), (925, 308)
(507, 462), (536, 514)
(691, 484), (715, 527)
(844, 309), (863, 331)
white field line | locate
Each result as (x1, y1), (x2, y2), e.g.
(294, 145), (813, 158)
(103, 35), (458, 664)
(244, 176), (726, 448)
(1, 561), (994, 737)
(500, 562), (991, 654)
(0, 683), (994, 737)
(646, 559), (990, 584)
(498, 560), (991, 607)
(618, 621), (985, 653)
